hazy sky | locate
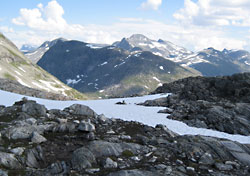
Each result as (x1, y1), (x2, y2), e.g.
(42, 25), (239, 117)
(0, 0), (250, 51)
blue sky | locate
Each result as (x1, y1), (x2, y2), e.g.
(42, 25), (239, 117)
(0, 0), (250, 51)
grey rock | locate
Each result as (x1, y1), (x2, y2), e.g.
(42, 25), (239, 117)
(48, 161), (68, 175)
(103, 157), (118, 169)
(107, 169), (156, 176)
(0, 169), (8, 176)
(25, 118), (37, 125)
(87, 140), (147, 157)
(199, 153), (214, 165)
(0, 152), (22, 169)
(78, 120), (95, 132)
(22, 101), (47, 117)
(26, 146), (44, 168)
(65, 104), (97, 117)
(10, 147), (25, 156)
(71, 147), (96, 171)
(6, 123), (51, 140)
(215, 163), (233, 171)
(31, 131), (47, 144)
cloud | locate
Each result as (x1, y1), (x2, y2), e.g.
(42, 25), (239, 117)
(12, 0), (67, 32)
(174, 0), (250, 27)
(140, 0), (162, 10)
(9, 0), (247, 51)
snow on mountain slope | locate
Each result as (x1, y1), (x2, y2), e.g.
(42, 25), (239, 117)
(0, 33), (86, 99)
(113, 34), (193, 62)
(1, 89), (249, 144)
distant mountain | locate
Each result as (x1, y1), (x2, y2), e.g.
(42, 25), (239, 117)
(113, 34), (193, 62)
(20, 44), (37, 52)
(0, 33), (87, 99)
(37, 39), (200, 97)
(24, 38), (67, 64)
(181, 48), (250, 76)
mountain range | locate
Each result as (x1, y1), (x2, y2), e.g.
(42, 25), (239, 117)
(21, 34), (250, 97)
(36, 39), (199, 97)
(0, 32), (87, 99)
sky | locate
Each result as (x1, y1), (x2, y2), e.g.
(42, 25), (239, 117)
(0, 0), (250, 51)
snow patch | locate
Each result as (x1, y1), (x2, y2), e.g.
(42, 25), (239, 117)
(14, 71), (22, 76)
(100, 62), (108, 66)
(15, 76), (30, 88)
(153, 52), (163, 57)
(153, 77), (161, 82)
(1, 91), (249, 144)
(66, 79), (81, 85)
(32, 82), (50, 91)
(18, 67), (26, 73)
(245, 61), (250, 65)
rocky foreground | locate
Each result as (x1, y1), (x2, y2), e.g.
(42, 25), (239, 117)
(0, 98), (250, 175)
(141, 72), (250, 136)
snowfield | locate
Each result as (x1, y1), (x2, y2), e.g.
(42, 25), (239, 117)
(0, 90), (249, 144)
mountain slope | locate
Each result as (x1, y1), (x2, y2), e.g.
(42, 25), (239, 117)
(0, 32), (87, 99)
(113, 34), (193, 62)
(181, 48), (250, 76)
(37, 39), (200, 97)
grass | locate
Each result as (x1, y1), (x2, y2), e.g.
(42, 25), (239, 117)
(65, 89), (89, 100)
(122, 150), (134, 157)
(4, 73), (16, 81)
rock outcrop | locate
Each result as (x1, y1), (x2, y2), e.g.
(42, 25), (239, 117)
(142, 73), (250, 135)
(0, 99), (250, 175)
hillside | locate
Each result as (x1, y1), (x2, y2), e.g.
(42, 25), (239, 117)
(0, 33), (87, 100)
(37, 39), (200, 97)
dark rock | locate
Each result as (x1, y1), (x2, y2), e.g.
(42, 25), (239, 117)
(22, 100), (47, 117)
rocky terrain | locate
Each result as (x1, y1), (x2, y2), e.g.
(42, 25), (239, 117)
(140, 72), (250, 135)
(0, 78), (73, 100)
(0, 98), (250, 176)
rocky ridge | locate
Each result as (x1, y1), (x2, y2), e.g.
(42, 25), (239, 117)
(0, 98), (250, 175)
(141, 72), (250, 135)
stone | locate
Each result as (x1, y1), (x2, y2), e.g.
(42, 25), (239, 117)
(0, 152), (22, 169)
(71, 147), (96, 171)
(107, 169), (155, 176)
(65, 104), (97, 117)
(26, 146), (44, 168)
(31, 131), (47, 144)
(25, 118), (37, 125)
(0, 169), (8, 176)
(78, 120), (95, 132)
(22, 101), (47, 117)
(103, 157), (118, 169)
(199, 153), (214, 165)
(215, 163), (233, 171)
(10, 147), (25, 156)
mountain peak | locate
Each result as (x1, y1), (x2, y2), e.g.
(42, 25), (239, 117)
(128, 34), (149, 41)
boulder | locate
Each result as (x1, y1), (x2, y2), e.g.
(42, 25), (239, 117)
(64, 104), (97, 117)
(0, 152), (22, 169)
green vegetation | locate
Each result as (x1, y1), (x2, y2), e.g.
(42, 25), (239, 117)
(122, 150), (134, 157)
(65, 89), (89, 100)
(4, 72), (16, 81)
